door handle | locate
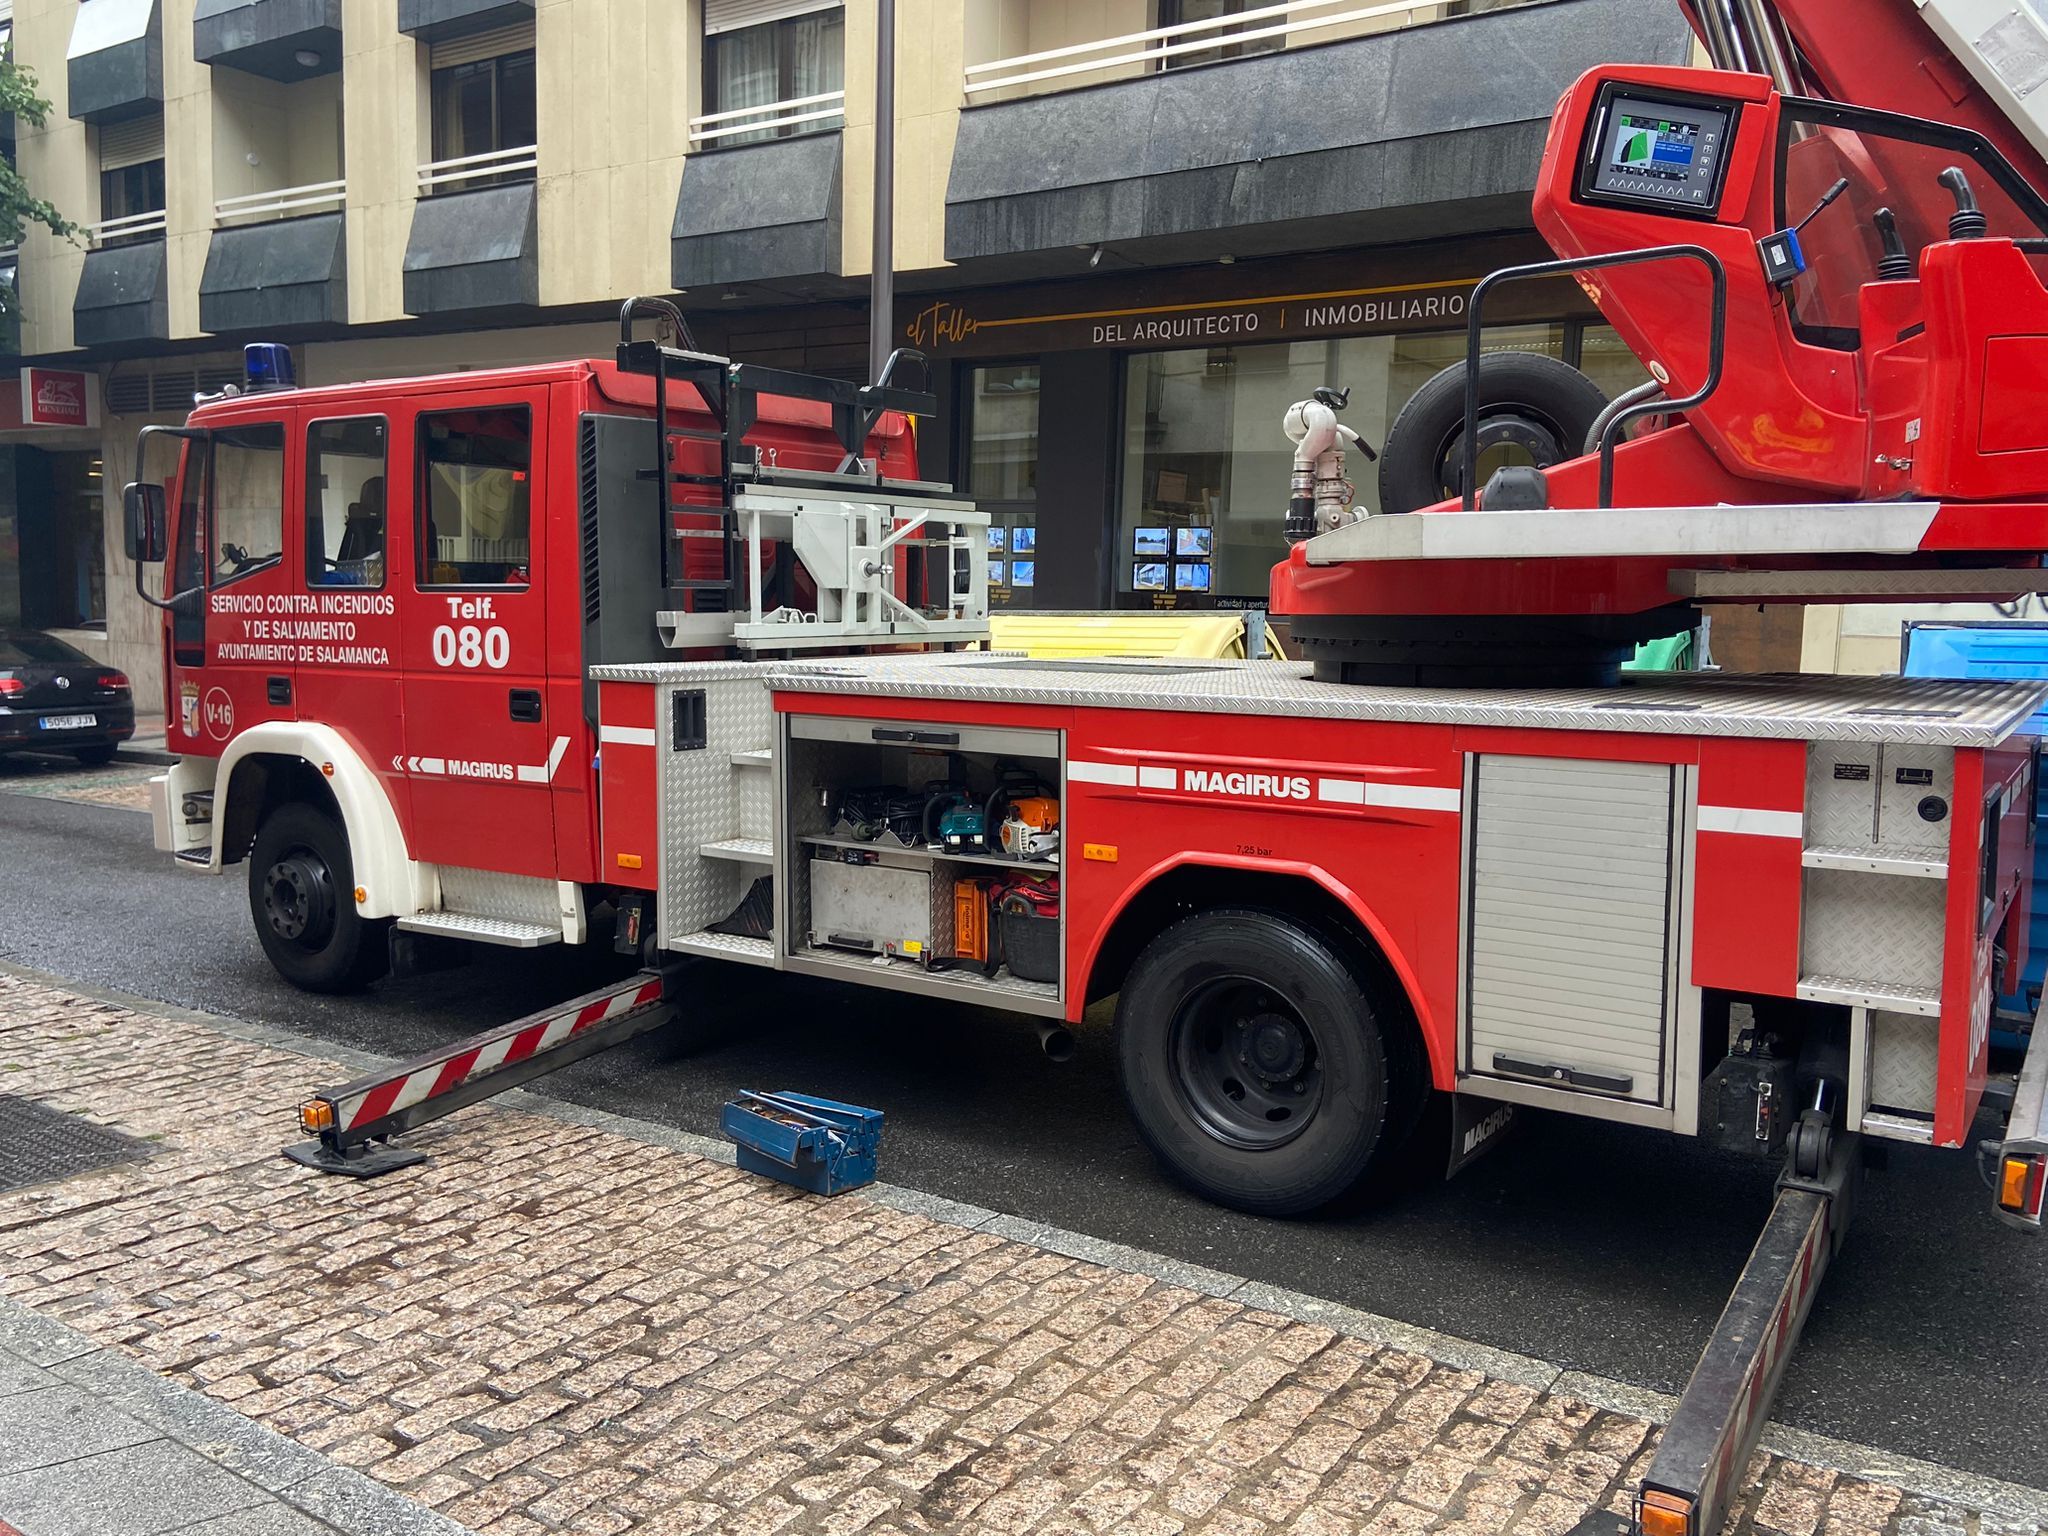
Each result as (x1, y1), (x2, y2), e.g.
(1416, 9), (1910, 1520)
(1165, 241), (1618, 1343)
(266, 675), (291, 706)
(509, 688), (542, 723)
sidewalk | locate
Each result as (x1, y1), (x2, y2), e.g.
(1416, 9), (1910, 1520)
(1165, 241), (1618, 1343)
(116, 713), (174, 767)
(0, 966), (2041, 1536)
(0, 1296), (462, 1536)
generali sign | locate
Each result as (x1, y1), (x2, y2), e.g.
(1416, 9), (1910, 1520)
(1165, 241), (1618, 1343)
(19, 367), (100, 430)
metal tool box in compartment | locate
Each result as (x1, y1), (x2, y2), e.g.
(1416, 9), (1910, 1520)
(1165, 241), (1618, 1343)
(778, 712), (1067, 1017)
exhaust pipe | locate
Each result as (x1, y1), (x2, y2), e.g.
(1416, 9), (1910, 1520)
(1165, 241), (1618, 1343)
(1036, 1022), (1075, 1063)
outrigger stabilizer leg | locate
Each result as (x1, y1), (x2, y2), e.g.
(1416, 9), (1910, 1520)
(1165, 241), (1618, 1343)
(283, 967), (683, 1177)
(1572, 1095), (1858, 1536)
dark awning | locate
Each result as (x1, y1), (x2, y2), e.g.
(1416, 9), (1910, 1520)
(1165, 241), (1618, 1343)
(944, 0), (1693, 276)
(402, 182), (537, 316)
(68, 0), (163, 123)
(200, 212), (347, 334)
(193, 0), (341, 81)
(74, 239), (169, 348)
(672, 131), (842, 290)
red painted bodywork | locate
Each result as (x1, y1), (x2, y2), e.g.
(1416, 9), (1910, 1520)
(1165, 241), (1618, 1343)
(159, 359), (915, 891)
(773, 684), (2030, 1147)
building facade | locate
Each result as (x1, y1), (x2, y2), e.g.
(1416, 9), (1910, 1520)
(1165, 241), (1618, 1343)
(0, 0), (1694, 701)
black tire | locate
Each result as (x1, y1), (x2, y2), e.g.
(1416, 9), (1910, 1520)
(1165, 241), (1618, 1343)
(1116, 908), (1400, 1217)
(1378, 351), (1609, 514)
(70, 744), (117, 766)
(248, 803), (390, 993)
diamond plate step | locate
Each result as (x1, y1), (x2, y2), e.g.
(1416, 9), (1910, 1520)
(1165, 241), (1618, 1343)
(701, 837), (773, 865)
(394, 912), (562, 948)
(1797, 973), (1940, 1016)
(730, 749), (772, 769)
(670, 931), (773, 966)
(1801, 844), (1946, 878)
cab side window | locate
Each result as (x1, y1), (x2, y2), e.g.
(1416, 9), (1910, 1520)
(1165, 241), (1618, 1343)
(210, 423), (286, 586)
(416, 407), (531, 588)
(307, 418), (388, 588)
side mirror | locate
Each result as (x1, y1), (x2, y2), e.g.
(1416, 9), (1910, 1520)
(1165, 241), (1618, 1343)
(123, 482), (166, 563)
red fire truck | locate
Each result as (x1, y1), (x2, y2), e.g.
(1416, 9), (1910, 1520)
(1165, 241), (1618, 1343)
(124, 1), (2048, 1529)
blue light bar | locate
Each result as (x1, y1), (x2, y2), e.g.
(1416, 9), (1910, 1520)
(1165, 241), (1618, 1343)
(244, 342), (296, 392)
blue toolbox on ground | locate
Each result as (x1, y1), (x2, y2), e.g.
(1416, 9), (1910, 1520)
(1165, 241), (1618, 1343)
(720, 1090), (883, 1196)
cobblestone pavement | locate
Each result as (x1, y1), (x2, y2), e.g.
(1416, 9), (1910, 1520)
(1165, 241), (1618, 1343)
(0, 759), (155, 812)
(0, 971), (2037, 1536)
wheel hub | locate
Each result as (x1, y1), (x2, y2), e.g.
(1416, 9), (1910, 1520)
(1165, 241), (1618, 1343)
(263, 854), (335, 948)
(1239, 1012), (1308, 1082)
(1171, 979), (1326, 1150)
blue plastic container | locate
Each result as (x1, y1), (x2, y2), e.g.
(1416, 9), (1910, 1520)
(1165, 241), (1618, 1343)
(1902, 621), (2048, 1041)
(721, 1090), (883, 1196)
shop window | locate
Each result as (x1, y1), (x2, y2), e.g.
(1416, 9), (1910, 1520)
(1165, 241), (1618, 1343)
(1156, 0), (1281, 69)
(704, 5), (844, 146)
(10, 450), (107, 629)
(964, 363), (1040, 608)
(1117, 325), (1565, 607)
(417, 407), (531, 588)
(429, 49), (536, 188)
(210, 424), (286, 587)
(307, 418), (388, 589)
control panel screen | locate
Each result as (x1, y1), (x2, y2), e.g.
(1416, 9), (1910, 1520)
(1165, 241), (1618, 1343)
(1585, 89), (1734, 215)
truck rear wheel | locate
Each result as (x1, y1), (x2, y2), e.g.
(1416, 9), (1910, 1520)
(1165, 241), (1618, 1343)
(1116, 908), (1396, 1216)
(248, 803), (389, 993)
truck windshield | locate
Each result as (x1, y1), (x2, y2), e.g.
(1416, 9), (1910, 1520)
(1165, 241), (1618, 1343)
(1777, 98), (2048, 350)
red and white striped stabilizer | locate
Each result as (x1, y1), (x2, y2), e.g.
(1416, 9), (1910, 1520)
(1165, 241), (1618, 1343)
(318, 973), (669, 1140)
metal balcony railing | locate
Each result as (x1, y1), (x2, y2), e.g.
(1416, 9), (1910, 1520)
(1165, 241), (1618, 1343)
(88, 209), (167, 247)
(965, 0), (1528, 97)
(416, 143), (539, 195)
(214, 178), (347, 226)
(688, 88), (846, 147)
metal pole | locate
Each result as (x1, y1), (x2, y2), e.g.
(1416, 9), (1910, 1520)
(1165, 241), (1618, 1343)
(869, 0), (896, 385)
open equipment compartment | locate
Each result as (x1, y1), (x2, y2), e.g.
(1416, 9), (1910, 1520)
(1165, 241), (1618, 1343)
(778, 712), (1066, 1017)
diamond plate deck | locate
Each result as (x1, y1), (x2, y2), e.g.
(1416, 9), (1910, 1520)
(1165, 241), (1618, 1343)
(0, 1096), (153, 1193)
(595, 655), (2048, 748)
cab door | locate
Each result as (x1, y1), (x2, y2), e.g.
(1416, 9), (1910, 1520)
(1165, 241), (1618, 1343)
(298, 412), (410, 836)
(397, 388), (560, 878)
(163, 419), (297, 755)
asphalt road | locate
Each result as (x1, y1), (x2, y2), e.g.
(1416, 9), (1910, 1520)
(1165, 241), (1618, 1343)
(0, 764), (2041, 1488)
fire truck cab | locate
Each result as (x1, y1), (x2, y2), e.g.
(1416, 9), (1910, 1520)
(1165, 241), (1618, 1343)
(126, 329), (940, 991)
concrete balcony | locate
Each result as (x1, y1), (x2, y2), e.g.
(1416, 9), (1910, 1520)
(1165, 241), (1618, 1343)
(945, 0), (1693, 274)
(68, 0), (163, 124)
(74, 236), (169, 348)
(192, 0), (342, 83)
(403, 174), (537, 317)
(200, 187), (347, 334)
(671, 129), (843, 292)
(396, 0), (534, 44)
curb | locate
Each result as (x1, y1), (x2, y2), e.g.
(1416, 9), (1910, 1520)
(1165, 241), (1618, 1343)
(5, 957), (2048, 1524)
(0, 1296), (469, 1536)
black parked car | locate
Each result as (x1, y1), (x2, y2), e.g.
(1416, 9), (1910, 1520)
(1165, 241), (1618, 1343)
(0, 630), (136, 765)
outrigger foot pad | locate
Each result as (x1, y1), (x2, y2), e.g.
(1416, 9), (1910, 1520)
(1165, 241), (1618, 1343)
(283, 1138), (427, 1179)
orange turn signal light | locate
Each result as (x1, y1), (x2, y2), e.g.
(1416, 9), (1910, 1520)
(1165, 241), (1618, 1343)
(617, 852), (644, 870)
(1083, 843), (1118, 863)
(1639, 1491), (1693, 1536)
(298, 1100), (334, 1134)
(1998, 1153), (2046, 1217)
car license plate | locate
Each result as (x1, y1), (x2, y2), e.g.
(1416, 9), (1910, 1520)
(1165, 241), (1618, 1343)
(37, 714), (96, 730)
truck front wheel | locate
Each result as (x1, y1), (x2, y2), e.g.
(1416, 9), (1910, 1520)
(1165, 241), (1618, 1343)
(1117, 908), (1396, 1216)
(248, 803), (390, 993)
